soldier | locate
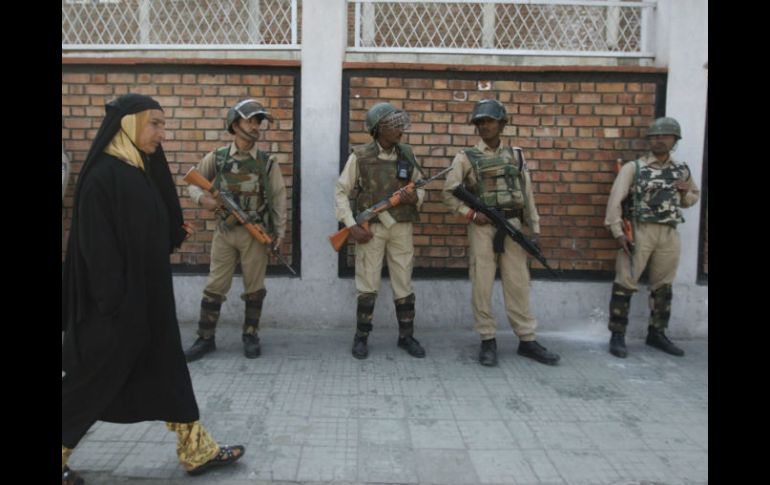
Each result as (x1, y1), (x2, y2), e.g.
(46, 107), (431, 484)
(335, 102), (427, 360)
(605, 116), (700, 358)
(442, 99), (560, 367)
(184, 99), (288, 362)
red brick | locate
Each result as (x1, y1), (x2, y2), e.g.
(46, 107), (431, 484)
(597, 83), (626, 93)
(574, 93), (601, 104)
(571, 161), (600, 172)
(634, 94), (655, 104)
(513, 93), (541, 103)
(362, 77), (389, 88)
(570, 139), (599, 149)
(511, 115), (540, 126)
(425, 90), (453, 101)
(573, 117), (601, 127)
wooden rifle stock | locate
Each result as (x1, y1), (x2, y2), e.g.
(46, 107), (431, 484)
(183, 167), (297, 276)
(615, 159), (635, 246)
(327, 183), (415, 252)
(328, 222), (370, 252)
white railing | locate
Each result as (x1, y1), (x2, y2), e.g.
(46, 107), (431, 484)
(62, 0), (300, 50)
(350, 0), (655, 57)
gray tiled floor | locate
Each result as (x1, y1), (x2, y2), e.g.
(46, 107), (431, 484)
(70, 326), (707, 484)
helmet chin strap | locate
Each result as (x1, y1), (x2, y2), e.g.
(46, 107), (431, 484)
(233, 121), (259, 143)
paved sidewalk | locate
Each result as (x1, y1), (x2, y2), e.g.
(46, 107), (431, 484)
(69, 325), (708, 485)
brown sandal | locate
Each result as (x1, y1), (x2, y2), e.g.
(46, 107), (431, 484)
(62, 465), (85, 485)
(187, 445), (245, 476)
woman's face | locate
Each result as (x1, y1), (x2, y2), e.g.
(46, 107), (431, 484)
(135, 109), (166, 154)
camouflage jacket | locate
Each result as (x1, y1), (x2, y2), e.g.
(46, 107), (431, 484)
(605, 153), (700, 237)
(335, 142), (426, 228)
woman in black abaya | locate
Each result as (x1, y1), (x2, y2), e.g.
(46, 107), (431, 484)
(62, 94), (244, 484)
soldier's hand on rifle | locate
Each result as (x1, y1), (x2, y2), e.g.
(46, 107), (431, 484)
(350, 224), (373, 244)
(200, 194), (219, 211)
(616, 234), (633, 256)
(673, 179), (689, 192)
(472, 212), (492, 226)
(271, 235), (284, 253)
(399, 187), (418, 205)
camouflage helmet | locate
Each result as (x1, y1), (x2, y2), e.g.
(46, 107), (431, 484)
(469, 99), (508, 124)
(226, 99), (274, 134)
(365, 102), (399, 135)
(646, 117), (681, 140)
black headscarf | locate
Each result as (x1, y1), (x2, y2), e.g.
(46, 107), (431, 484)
(63, 93), (185, 331)
(73, 93), (185, 248)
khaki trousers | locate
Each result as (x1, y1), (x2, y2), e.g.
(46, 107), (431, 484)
(468, 221), (537, 341)
(355, 222), (414, 300)
(204, 225), (269, 299)
(614, 222), (681, 292)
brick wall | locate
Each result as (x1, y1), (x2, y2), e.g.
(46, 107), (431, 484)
(62, 65), (299, 273)
(342, 69), (666, 278)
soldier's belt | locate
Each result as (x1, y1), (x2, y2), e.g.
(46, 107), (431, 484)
(498, 208), (523, 220)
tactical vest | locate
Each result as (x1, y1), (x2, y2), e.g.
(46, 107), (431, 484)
(212, 146), (273, 231)
(353, 142), (423, 223)
(466, 146), (527, 212)
(633, 159), (689, 226)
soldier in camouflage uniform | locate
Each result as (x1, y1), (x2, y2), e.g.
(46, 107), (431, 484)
(184, 99), (288, 362)
(605, 117), (700, 358)
(443, 99), (560, 367)
(335, 102), (427, 360)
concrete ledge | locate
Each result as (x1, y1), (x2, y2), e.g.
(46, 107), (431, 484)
(173, 275), (707, 339)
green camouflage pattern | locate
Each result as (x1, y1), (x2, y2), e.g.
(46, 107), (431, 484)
(470, 99), (507, 124)
(365, 102), (399, 135)
(356, 292), (377, 334)
(647, 117), (681, 139)
(648, 284), (673, 330)
(226, 99), (273, 134)
(395, 293), (416, 337)
(354, 142), (421, 223)
(608, 283), (634, 333)
(212, 147), (273, 232)
(197, 290), (227, 338)
(465, 146), (526, 210)
(634, 161), (689, 226)
(242, 288), (266, 334)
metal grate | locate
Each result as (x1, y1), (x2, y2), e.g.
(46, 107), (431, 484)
(62, 0), (300, 50)
(350, 0), (655, 57)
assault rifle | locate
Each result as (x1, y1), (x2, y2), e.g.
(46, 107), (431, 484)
(616, 158), (635, 278)
(451, 184), (559, 278)
(328, 165), (453, 252)
(184, 167), (297, 275)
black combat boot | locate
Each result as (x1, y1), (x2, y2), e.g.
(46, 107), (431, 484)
(187, 292), (224, 362)
(479, 338), (498, 367)
(517, 340), (560, 365)
(185, 336), (216, 362)
(352, 334), (369, 360)
(397, 336), (426, 358)
(646, 326), (684, 356)
(609, 332), (627, 358)
(353, 293), (375, 360)
(242, 333), (261, 359)
(395, 294), (424, 358)
(242, 289), (266, 359)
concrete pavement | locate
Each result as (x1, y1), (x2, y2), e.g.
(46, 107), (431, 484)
(68, 324), (707, 485)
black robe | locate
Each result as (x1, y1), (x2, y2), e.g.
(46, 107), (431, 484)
(62, 153), (198, 447)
